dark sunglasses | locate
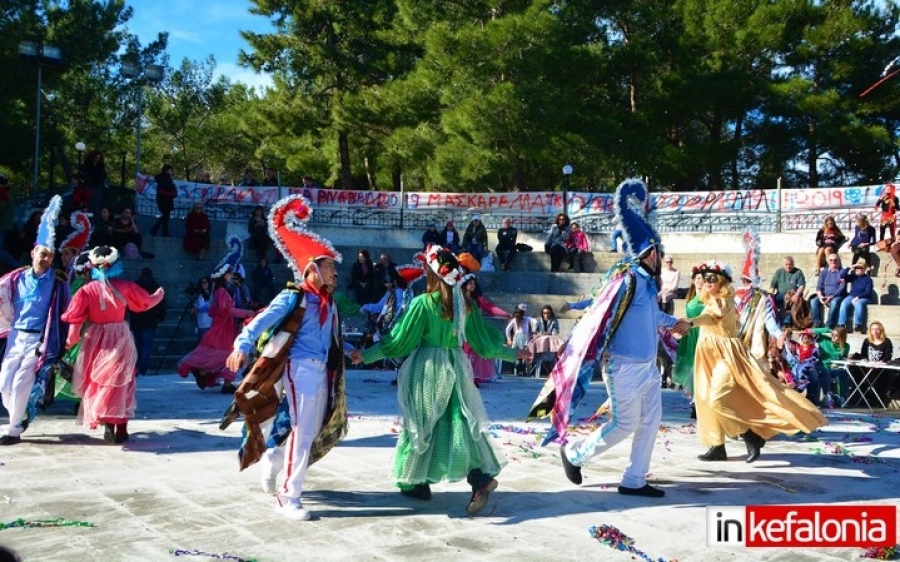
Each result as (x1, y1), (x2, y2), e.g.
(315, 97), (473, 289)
(703, 273), (720, 283)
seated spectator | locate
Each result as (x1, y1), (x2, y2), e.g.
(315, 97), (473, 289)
(851, 321), (895, 405)
(495, 217), (518, 271)
(505, 303), (534, 375)
(545, 213), (571, 272)
(91, 206), (116, 248)
(462, 215), (488, 263)
(838, 258), (874, 334)
(250, 257), (277, 306)
(114, 205), (143, 255)
(70, 173), (91, 211)
(361, 278), (406, 332)
(441, 220), (461, 252)
(783, 328), (821, 405)
(814, 215), (846, 271)
(658, 256), (680, 315)
(535, 305), (559, 336)
(421, 222), (441, 250)
(769, 255), (806, 326)
(373, 252), (403, 302)
(810, 254), (846, 328)
(347, 249), (376, 305)
(247, 205), (271, 262)
(565, 221), (590, 272)
(813, 326), (850, 407)
(183, 201), (211, 260)
(849, 214), (877, 267)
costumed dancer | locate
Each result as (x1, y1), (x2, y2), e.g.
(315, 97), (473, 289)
(177, 237), (254, 393)
(225, 195), (348, 521)
(351, 245), (528, 516)
(528, 179), (689, 498)
(735, 229), (784, 364)
(60, 246), (164, 443)
(0, 196), (70, 445)
(671, 265), (704, 419)
(691, 261), (826, 463)
(458, 252), (511, 384)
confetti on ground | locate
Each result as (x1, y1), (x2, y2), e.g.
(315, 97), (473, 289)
(589, 524), (677, 562)
(863, 545), (899, 560)
(0, 518), (94, 530)
(170, 548), (257, 562)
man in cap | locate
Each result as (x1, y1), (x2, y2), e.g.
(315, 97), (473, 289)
(462, 215), (488, 263)
(537, 180), (690, 497)
(0, 196), (70, 444)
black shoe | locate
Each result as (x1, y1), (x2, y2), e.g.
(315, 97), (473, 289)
(221, 382), (238, 395)
(697, 445), (727, 461)
(400, 484), (432, 501)
(466, 478), (498, 516)
(192, 370), (206, 390)
(560, 449), (583, 485)
(390, 378), (398, 386)
(689, 405), (696, 419)
(114, 423), (129, 444)
(0, 435), (21, 445)
(103, 424), (116, 444)
(743, 429), (766, 463)
(618, 484), (665, 498)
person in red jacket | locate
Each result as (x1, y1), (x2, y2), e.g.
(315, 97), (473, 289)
(150, 164), (178, 237)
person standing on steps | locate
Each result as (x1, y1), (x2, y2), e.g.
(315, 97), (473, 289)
(150, 164), (177, 237)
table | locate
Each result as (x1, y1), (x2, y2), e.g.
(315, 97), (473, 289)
(526, 335), (566, 378)
(830, 359), (900, 410)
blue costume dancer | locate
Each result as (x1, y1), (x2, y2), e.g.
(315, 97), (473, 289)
(529, 179), (689, 497)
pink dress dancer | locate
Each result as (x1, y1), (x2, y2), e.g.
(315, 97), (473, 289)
(462, 277), (511, 384)
(177, 279), (253, 390)
(62, 278), (164, 441)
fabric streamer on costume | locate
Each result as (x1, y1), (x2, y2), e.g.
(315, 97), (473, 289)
(0, 518), (93, 529)
(589, 524), (675, 562)
(169, 548), (257, 562)
(527, 262), (635, 445)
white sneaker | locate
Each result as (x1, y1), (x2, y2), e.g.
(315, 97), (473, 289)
(277, 499), (311, 521)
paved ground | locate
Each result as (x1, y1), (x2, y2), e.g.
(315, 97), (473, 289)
(1, 370), (899, 562)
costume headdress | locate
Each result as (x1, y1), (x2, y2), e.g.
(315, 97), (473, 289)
(36, 195), (63, 250)
(424, 244), (464, 287)
(268, 194), (342, 280)
(73, 251), (91, 275)
(88, 245), (123, 309)
(696, 260), (733, 282)
(396, 254), (427, 288)
(614, 179), (661, 258)
(740, 228), (761, 287)
(59, 211), (92, 253)
(457, 252), (481, 273)
(211, 235), (244, 279)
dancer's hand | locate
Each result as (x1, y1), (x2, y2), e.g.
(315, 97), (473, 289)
(560, 302), (571, 313)
(226, 351), (248, 372)
(671, 319), (692, 336)
(349, 350), (364, 364)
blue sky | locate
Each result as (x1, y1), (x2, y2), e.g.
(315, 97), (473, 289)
(124, 1), (275, 91)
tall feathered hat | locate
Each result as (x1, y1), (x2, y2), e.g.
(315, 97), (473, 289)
(740, 228), (762, 287)
(211, 235), (244, 279)
(268, 194), (342, 279)
(424, 244), (464, 286)
(614, 179), (661, 258)
(35, 195), (63, 250)
(396, 253), (427, 288)
(59, 211), (92, 253)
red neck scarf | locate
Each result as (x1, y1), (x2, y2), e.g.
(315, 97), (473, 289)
(300, 280), (332, 326)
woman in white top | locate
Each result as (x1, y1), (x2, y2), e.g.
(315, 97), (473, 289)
(505, 303), (534, 374)
(192, 276), (213, 341)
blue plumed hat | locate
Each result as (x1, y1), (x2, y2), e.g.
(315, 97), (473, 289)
(211, 235), (243, 278)
(614, 179), (661, 258)
(36, 195), (63, 250)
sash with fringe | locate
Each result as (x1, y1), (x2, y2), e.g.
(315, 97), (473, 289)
(527, 264), (636, 445)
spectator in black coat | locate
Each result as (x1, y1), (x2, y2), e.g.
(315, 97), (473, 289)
(150, 164), (177, 237)
(348, 249), (377, 304)
(130, 267), (166, 377)
(373, 252), (404, 302)
(421, 222), (441, 250)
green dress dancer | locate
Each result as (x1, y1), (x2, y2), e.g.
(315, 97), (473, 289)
(672, 295), (704, 394)
(55, 270), (90, 402)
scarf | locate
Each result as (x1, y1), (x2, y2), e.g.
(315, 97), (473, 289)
(300, 280), (332, 326)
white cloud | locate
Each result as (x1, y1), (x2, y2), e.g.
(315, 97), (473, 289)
(216, 62), (274, 93)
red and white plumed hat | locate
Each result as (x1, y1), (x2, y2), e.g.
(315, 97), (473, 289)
(424, 244), (464, 286)
(740, 228), (762, 287)
(395, 253), (427, 288)
(268, 194), (342, 279)
(59, 211), (92, 253)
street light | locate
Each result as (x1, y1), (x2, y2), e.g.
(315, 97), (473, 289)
(562, 164), (573, 212)
(121, 62), (164, 179)
(75, 141), (86, 166)
(19, 41), (63, 199)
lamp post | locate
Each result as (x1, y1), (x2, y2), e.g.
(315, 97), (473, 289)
(75, 141), (86, 166)
(562, 164), (573, 214)
(121, 63), (164, 180)
(19, 41), (63, 199)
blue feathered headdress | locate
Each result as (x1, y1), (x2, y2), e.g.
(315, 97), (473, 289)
(211, 235), (243, 278)
(614, 179), (661, 258)
(36, 195), (63, 250)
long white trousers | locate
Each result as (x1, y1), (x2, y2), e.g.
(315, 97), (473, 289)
(276, 358), (328, 504)
(0, 331), (42, 438)
(565, 356), (662, 489)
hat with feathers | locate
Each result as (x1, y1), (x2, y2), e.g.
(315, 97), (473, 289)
(268, 194), (341, 279)
(59, 211), (92, 253)
(396, 253), (427, 287)
(424, 244), (464, 286)
(614, 179), (661, 258)
(211, 235), (244, 279)
(36, 195), (63, 250)
(740, 228), (762, 287)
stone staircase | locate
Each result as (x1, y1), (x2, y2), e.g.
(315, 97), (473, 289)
(124, 217), (900, 370)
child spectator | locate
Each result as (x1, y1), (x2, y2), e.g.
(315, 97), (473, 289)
(783, 328), (821, 404)
(565, 222), (590, 272)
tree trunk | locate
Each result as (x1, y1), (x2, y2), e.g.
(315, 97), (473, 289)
(364, 155), (375, 190)
(338, 130), (353, 189)
(391, 165), (401, 192)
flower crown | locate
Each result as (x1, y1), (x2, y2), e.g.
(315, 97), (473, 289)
(88, 246), (119, 269)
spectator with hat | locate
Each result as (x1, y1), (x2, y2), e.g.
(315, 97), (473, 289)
(421, 221), (441, 250)
(441, 220), (461, 253)
(837, 257), (874, 334)
(462, 215), (488, 263)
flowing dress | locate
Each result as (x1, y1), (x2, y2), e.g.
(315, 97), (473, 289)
(361, 292), (516, 486)
(61, 279), (164, 429)
(672, 295), (704, 393)
(177, 286), (251, 383)
(692, 296), (826, 447)
(55, 274), (89, 402)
